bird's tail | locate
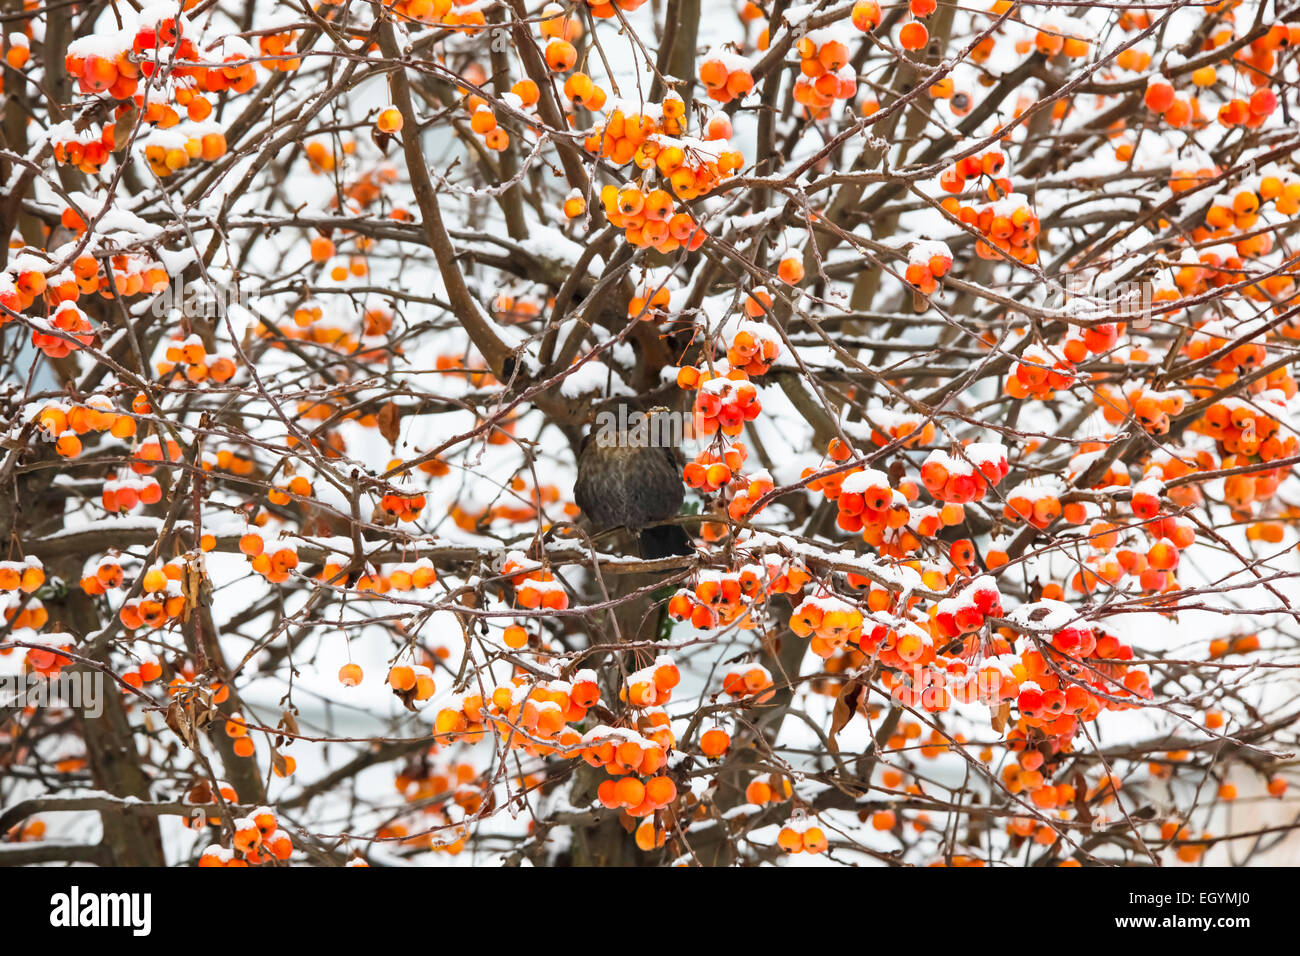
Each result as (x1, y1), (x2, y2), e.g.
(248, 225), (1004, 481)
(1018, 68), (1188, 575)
(639, 523), (693, 560)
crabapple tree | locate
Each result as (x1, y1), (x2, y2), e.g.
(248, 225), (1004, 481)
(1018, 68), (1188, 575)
(2, 0), (1300, 867)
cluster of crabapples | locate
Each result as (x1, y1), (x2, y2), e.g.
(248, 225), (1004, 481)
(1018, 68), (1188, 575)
(432, 669), (603, 753)
(141, 126), (228, 177)
(1144, 78), (1276, 133)
(938, 150), (1041, 264)
(237, 529), (299, 584)
(34, 397), (137, 458)
(1197, 396), (1298, 463)
(329, 558), (439, 595)
(682, 441), (748, 496)
(678, 439), (772, 523)
(79, 553), (132, 596)
(462, 94), (511, 152)
(126, 435), (183, 480)
(698, 51), (755, 104)
(684, 370), (762, 438)
(590, 725), (680, 850)
(903, 241), (953, 295)
(32, 303), (96, 359)
(793, 28), (859, 118)
(3, 252), (170, 361)
(388, 0), (492, 29)
(722, 662), (776, 701)
(582, 91), (740, 231)
(1072, 502), (1198, 596)
(931, 575), (1004, 640)
(919, 443), (1009, 504)
(369, 463), (435, 524)
(1003, 322), (1123, 404)
(1001, 479), (1072, 530)
(799, 439), (945, 557)
(736, 288), (787, 361)
(668, 558), (811, 631)
(392, 758), (481, 820)
(0, 257), (53, 316)
(1012, 616), (1152, 742)
(51, 124), (117, 174)
(156, 334), (237, 384)
(0, 557), (45, 596)
(378, 488), (427, 523)
(199, 807), (294, 867)
(501, 554), (571, 611)
(432, 669), (689, 851)
(384, 660), (438, 708)
(1094, 382), (1188, 436)
(82, 254), (171, 301)
(778, 817), (831, 855)
(584, 93), (721, 171)
(1109, 15), (1296, 143)
(447, 480), (566, 531)
(116, 557), (193, 631)
(56, 9), (277, 189)
(1185, 319), (1296, 381)
(64, 9), (260, 101)
(264, 301), (363, 355)
(790, 592), (873, 661)
(826, 466), (914, 544)
(306, 232), (378, 284)
(101, 474), (163, 513)
(1199, 172), (1300, 264)
(888, 601), (1151, 758)
(427, 652), (683, 849)
(221, 711), (272, 760)
(600, 183), (708, 255)
(1019, 10), (1092, 58)
(11, 634), (75, 677)
(1006, 342), (1077, 400)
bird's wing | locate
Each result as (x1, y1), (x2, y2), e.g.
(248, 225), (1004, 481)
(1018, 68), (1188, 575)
(660, 442), (684, 472)
(573, 444), (595, 515)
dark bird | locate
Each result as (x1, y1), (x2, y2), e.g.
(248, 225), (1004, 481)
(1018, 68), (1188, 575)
(573, 405), (694, 559)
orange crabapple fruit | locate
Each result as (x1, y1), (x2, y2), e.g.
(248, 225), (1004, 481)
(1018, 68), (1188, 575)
(545, 38), (577, 72)
(932, 575), (1002, 639)
(668, 557), (808, 631)
(852, 0), (882, 31)
(682, 439), (747, 493)
(778, 820), (829, 854)
(699, 51), (755, 104)
(726, 321), (782, 376)
(903, 240), (952, 295)
(791, 593), (866, 657)
(1006, 344), (1075, 400)
(899, 21), (929, 50)
(692, 374), (761, 438)
(1002, 481), (1064, 529)
(777, 256), (805, 284)
(722, 663), (775, 702)
(621, 656), (681, 708)
(920, 443), (1007, 504)
(700, 727), (731, 758)
(562, 189), (587, 218)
